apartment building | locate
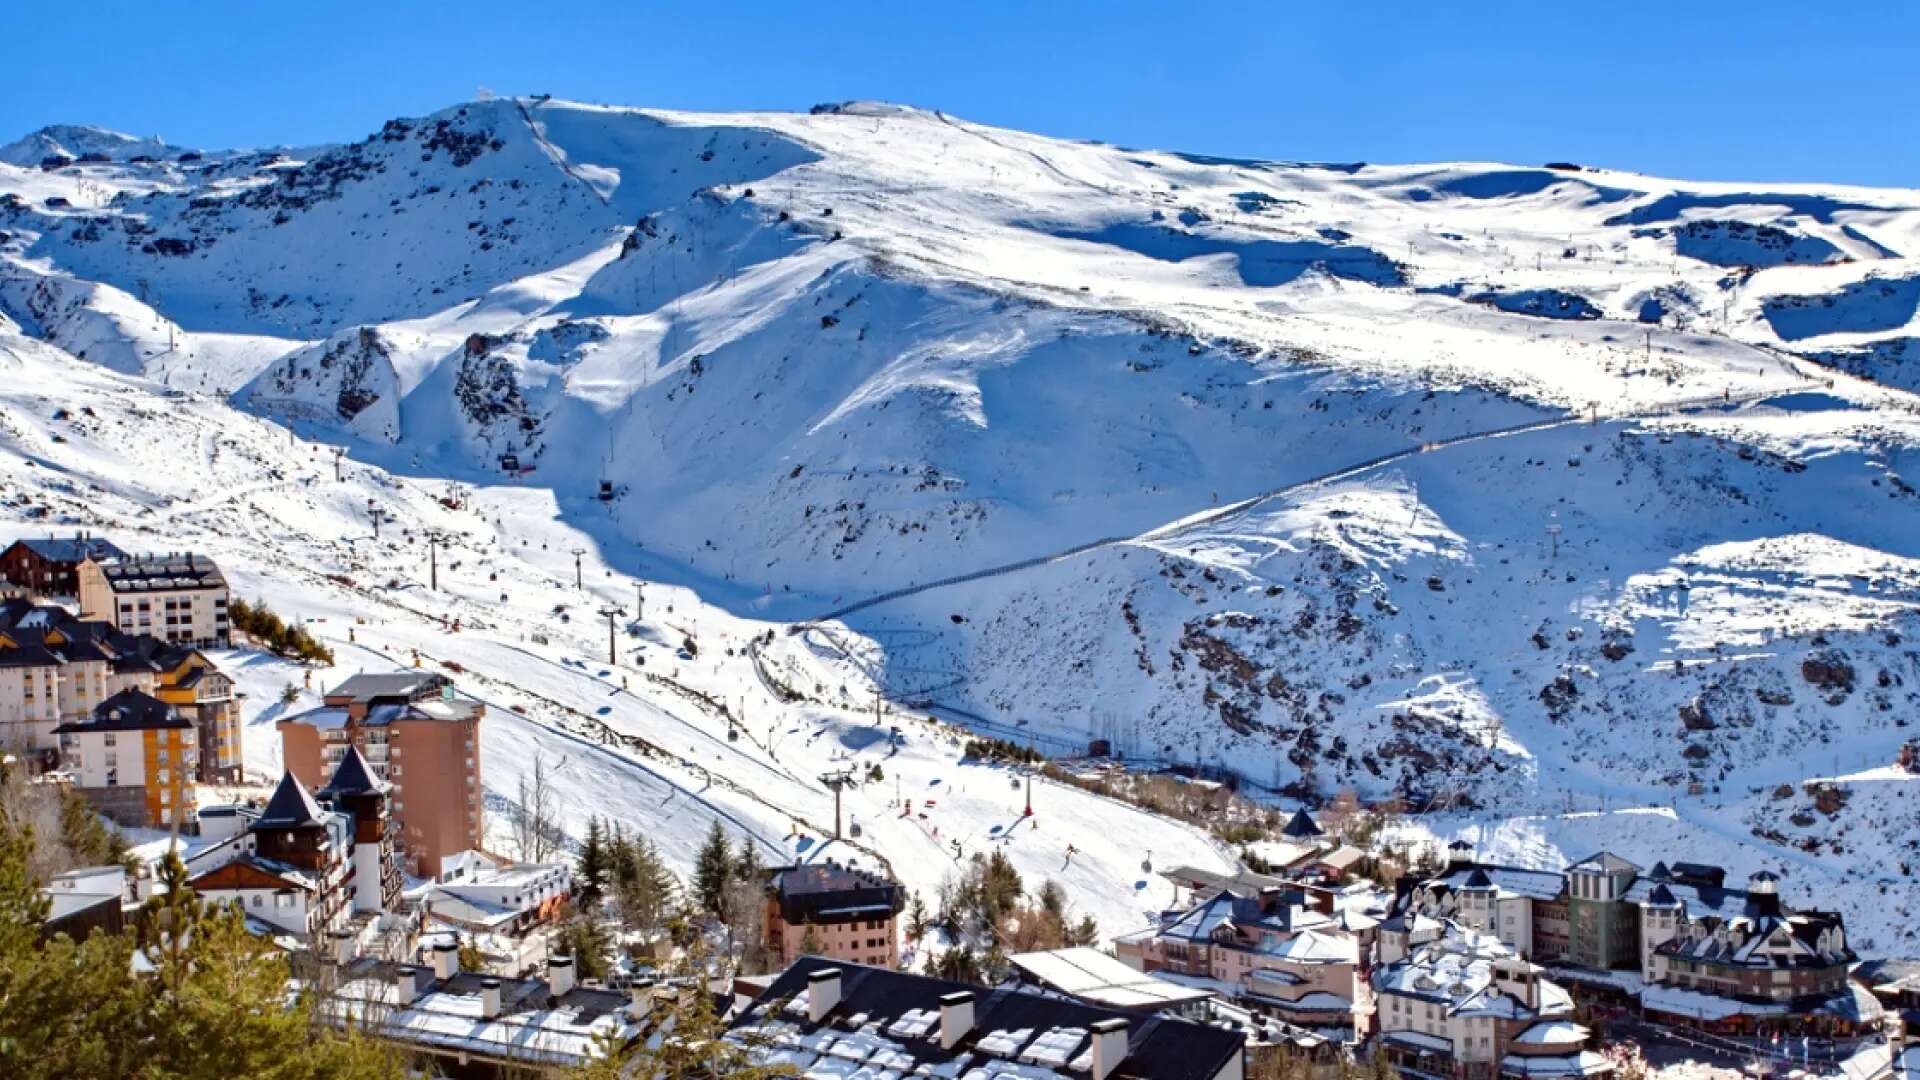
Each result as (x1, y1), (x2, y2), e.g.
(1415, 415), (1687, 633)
(0, 599), (237, 780)
(52, 688), (197, 829)
(318, 746), (404, 915)
(279, 672), (483, 876)
(1, 533), (126, 598)
(78, 552), (230, 647)
(424, 851), (571, 975)
(764, 860), (903, 969)
(188, 770), (356, 942)
(142, 642), (240, 782)
(1397, 843), (1865, 1036)
(729, 957), (1248, 1080)
(319, 948), (651, 1076)
(1372, 928), (1608, 1080)
(1116, 884), (1369, 1037)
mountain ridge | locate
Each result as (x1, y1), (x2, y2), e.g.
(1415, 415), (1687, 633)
(3, 96), (1919, 948)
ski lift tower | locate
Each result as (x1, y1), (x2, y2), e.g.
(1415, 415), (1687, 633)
(818, 768), (856, 841)
(597, 606), (625, 666)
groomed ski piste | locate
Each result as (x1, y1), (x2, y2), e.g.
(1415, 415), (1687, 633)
(4, 98), (1920, 953)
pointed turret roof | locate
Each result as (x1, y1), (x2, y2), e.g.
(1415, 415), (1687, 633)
(1464, 868), (1495, 890)
(1280, 809), (1324, 840)
(320, 744), (383, 796)
(257, 770), (326, 828)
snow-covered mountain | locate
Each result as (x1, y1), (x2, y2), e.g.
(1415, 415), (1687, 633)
(3, 98), (1919, 949)
(0, 124), (186, 167)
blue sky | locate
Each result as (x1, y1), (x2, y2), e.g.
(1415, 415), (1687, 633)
(3, 2), (1915, 186)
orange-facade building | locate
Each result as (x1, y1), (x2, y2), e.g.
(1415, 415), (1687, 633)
(765, 861), (904, 969)
(278, 672), (482, 876)
(53, 688), (196, 829)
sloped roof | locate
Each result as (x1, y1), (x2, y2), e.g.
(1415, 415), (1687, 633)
(321, 744), (384, 796)
(54, 688), (188, 733)
(8, 535), (126, 563)
(1567, 851), (1639, 874)
(1280, 809), (1324, 840)
(257, 771), (327, 828)
(328, 672), (446, 702)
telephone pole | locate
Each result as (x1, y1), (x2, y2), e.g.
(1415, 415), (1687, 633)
(570, 548), (586, 590)
(598, 606), (624, 665)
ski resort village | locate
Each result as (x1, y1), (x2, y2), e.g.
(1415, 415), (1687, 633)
(1, 88), (1920, 1080)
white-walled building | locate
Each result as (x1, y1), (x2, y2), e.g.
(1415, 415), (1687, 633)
(78, 553), (230, 648)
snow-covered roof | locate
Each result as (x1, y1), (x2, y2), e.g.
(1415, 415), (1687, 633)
(1638, 984), (1788, 1021)
(1251, 990), (1353, 1015)
(1383, 1029), (1454, 1054)
(1007, 947), (1215, 1010)
(1426, 864), (1566, 902)
(1265, 928), (1359, 965)
(729, 957), (1245, 1080)
(1498, 1050), (1614, 1078)
(1513, 1020), (1590, 1046)
(280, 705), (350, 730)
(1156, 888), (1334, 947)
(323, 960), (642, 1067)
(1374, 929), (1569, 1024)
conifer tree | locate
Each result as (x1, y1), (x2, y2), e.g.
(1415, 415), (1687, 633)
(577, 816), (609, 907)
(694, 820), (734, 918)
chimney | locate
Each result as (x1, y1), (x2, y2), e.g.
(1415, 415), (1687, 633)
(430, 940), (458, 981)
(807, 967), (842, 1023)
(939, 991), (975, 1049)
(1447, 840), (1475, 869)
(480, 977), (502, 1019)
(548, 955), (575, 998)
(627, 978), (656, 1021)
(1090, 1017), (1130, 1080)
(331, 929), (356, 966)
(1748, 871), (1782, 918)
(393, 965), (420, 1006)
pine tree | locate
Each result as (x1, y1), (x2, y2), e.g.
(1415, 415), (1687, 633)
(1037, 880), (1068, 922)
(615, 834), (677, 935)
(57, 788), (129, 869)
(694, 820), (734, 918)
(557, 909), (615, 980)
(0, 815), (405, 1079)
(734, 834), (762, 883)
(905, 891), (930, 942)
(577, 816), (609, 908)
(0, 818), (144, 1080)
(1069, 913), (1100, 947)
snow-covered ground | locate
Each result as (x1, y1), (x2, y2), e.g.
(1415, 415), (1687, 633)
(3, 100), (1919, 952)
(0, 330), (1225, 939)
